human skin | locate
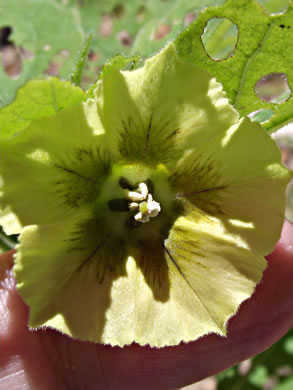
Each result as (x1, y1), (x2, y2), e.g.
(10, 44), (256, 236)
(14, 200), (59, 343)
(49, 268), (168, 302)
(0, 220), (293, 390)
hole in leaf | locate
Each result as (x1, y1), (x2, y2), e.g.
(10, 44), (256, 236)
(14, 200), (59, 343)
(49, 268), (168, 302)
(117, 30), (133, 46)
(44, 61), (62, 77)
(0, 26), (22, 78)
(19, 47), (34, 60)
(249, 108), (274, 123)
(100, 14), (113, 37)
(201, 18), (238, 61)
(137, 6), (147, 23)
(1, 45), (22, 78)
(154, 24), (171, 40)
(257, 0), (289, 15)
(112, 4), (124, 19)
(88, 50), (99, 62)
(43, 50), (70, 77)
(0, 26), (12, 46)
(255, 73), (291, 104)
(184, 12), (196, 27)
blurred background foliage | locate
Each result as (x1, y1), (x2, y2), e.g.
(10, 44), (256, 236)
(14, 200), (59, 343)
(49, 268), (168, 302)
(0, 0), (224, 106)
(0, 0), (292, 388)
(216, 327), (293, 390)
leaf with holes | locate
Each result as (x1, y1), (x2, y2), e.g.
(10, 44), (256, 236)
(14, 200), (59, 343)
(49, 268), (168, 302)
(175, 0), (293, 132)
(65, 0), (224, 88)
(130, 0), (226, 57)
(0, 0), (83, 108)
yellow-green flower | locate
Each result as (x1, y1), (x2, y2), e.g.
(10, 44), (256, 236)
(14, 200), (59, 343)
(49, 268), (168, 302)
(0, 43), (291, 347)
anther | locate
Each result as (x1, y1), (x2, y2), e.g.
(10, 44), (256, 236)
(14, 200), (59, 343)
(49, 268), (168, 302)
(138, 183), (148, 198)
(129, 202), (139, 211)
(125, 190), (145, 202)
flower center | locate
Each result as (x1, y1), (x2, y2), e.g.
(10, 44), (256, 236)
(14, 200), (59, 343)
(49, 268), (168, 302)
(125, 182), (161, 223)
(107, 179), (161, 226)
(95, 163), (178, 238)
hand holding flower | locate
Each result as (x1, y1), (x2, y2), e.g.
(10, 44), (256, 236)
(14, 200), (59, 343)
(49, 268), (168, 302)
(0, 221), (292, 388)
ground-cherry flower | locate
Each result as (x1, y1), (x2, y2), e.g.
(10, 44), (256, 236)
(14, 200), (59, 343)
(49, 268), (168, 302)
(0, 43), (292, 347)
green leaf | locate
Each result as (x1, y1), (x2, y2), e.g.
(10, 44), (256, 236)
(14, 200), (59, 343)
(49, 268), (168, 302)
(99, 53), (140, 80)
(0, 0), (83, 107)
(175, 0), (293, 132)
(0, 78), (85, 140)
(85, 53), (140, 99)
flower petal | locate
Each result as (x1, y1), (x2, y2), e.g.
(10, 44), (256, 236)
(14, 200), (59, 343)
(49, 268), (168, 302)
(172, 117), (292, 255)
(15, 206), (265, 347)
(94, 42), (238, 166)
(14, 207), (125, 329)
(160, 211), (266, 345)
(0, 101), (110, 234)
(107, 212), (265, 347)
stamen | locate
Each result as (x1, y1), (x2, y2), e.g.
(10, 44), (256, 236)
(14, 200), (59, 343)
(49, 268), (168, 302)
(125, 190), (145, 202)
(133, 191), (161, 224)
(129, 202), (139, 211)
(138, 183), (148, 199)
(112, 180), (161, 224)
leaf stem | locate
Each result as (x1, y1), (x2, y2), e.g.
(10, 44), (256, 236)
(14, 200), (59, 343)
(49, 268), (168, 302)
(71, 32), (93, 86)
